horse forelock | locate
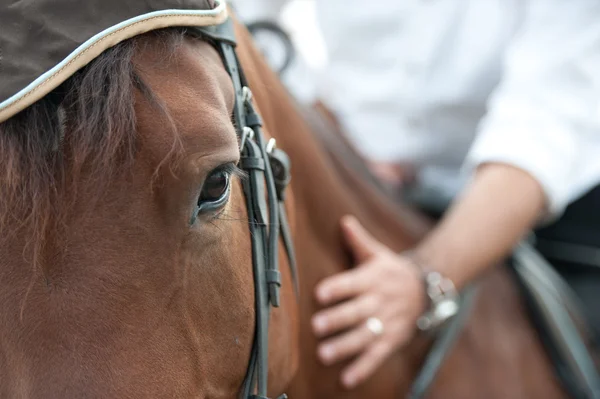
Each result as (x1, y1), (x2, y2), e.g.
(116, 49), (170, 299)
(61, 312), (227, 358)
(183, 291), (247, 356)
(0, 29), (189, 271)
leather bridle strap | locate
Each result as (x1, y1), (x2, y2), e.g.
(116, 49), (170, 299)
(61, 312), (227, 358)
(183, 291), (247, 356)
(193, 17), (295, 399)
(268, 147), (299, 297)
(239, 135), (272, 398)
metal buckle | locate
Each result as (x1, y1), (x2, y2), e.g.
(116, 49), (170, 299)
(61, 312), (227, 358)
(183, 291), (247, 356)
(240, 126), (255, 151)
(242, 86), (253, 104)
(266, 138), (276, 154)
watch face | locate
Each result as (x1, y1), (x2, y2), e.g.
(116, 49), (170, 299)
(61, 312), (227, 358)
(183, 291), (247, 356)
(247, 22), (295, 75)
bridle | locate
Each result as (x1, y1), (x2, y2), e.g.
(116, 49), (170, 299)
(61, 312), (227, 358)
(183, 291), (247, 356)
(192, 15), (473, 399)
(191, 16), (467, 399)
(193, 17), (298, 399)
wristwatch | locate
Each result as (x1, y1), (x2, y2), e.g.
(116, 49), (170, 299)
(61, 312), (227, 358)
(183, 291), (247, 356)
(416, 270), (460, 332)
(404, 253), (461, 332)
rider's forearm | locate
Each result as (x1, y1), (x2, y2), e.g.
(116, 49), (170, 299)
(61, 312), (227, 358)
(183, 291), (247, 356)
(411, 162), (546, 289)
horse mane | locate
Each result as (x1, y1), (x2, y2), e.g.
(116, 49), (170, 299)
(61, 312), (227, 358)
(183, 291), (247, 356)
(0, 29), (186, 268)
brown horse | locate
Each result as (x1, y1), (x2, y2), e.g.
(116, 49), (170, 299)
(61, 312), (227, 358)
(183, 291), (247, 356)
(0, 11), (564, 399)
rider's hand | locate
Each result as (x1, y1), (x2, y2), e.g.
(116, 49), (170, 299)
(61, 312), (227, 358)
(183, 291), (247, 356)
(311, 215), (426, 389)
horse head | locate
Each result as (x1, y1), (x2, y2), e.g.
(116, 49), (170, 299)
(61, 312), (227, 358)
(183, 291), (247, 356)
(0, 4), (299, 397)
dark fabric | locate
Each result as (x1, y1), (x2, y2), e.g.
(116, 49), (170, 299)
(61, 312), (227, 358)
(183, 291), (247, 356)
(537, 185), (600, 248)
(0, 0), (216, 105)
(535, 185), (600, 342)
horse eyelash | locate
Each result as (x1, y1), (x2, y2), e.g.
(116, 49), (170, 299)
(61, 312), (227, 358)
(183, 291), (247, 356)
(222, 162), (247, 181)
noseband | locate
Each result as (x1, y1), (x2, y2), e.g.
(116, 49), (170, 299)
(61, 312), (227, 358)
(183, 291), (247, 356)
(194, 18), (297, 399)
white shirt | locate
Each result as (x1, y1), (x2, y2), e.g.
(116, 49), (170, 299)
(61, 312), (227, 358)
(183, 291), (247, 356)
(315, 0), (600, 216)
(234, 0), (600, 217)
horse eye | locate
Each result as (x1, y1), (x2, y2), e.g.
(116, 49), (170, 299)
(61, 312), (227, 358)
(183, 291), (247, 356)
(199, 169), (230, 204)
(190, 165), (236, 225)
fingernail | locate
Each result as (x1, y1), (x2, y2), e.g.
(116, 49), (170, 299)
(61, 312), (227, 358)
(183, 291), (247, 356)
(312, 315), (327, 334)
(318, 345), (335, 363)
(342, 373), (356, 388)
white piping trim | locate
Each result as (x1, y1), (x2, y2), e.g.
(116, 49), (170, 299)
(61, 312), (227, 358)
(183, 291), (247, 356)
(0, 0), (227, 118)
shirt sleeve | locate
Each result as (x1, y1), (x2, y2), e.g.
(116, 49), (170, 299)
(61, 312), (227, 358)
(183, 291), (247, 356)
(464, 0), (600, 219)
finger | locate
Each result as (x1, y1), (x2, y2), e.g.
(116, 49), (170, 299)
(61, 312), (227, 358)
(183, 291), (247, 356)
(312, 294), (379, 337)
(340, 215), (386, 263)
(316, 321), (377, 366)
(341, 340), (392, 389)
(314, 261), (378, 304)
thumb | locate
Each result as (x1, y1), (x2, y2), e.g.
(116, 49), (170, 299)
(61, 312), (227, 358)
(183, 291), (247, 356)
(340, 215), (385, 263)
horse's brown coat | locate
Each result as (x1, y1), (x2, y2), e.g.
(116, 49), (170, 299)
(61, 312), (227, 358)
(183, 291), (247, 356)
(0, 34), (259, 399)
